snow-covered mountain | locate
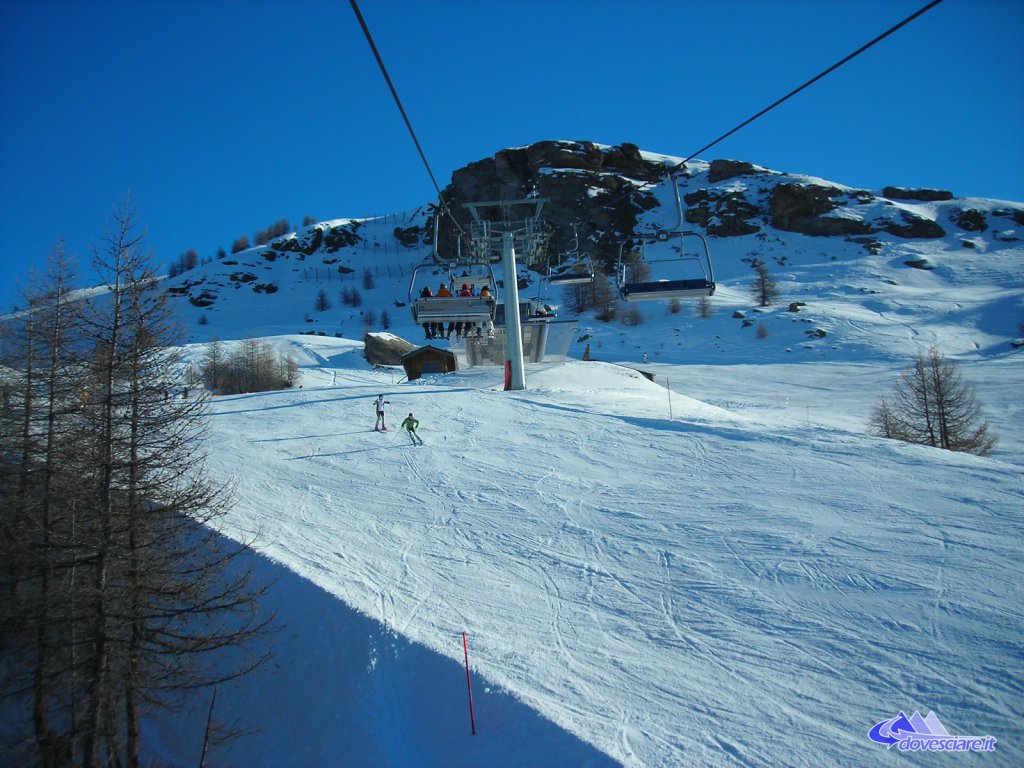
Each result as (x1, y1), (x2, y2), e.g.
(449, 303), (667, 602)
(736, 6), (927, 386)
(18, 144), (1020, 766)
(165, 142), (1023, 368)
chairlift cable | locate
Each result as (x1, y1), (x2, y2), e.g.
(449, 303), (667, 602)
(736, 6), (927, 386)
(607, 0), (945, 209)
(668, 0), (945, 174)
(348, 0), (465, 234)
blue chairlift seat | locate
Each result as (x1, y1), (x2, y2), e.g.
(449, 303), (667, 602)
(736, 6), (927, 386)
(620, 278), (715, 301)
(411, 296), (495, 324)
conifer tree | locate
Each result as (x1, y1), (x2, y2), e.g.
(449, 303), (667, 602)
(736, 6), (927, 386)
(750, 259), (779, 307)
(0, 244), (86, 767)
(1, 202), (269, 767)
(315, 288), (331, 312)
(869, 346), (997, 455)
(592, 267), (618, 322)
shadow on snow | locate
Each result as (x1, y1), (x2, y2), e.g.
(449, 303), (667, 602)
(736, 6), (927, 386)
(142, 537), (619, 768)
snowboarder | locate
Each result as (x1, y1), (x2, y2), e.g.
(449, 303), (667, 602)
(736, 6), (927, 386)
(374, 394), (390, 431)
(400, 412), (423, 445)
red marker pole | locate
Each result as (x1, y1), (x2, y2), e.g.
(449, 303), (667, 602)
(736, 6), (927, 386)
(462, 631), (476, 735)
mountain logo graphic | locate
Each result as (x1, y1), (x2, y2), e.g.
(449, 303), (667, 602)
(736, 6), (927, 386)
(868, 711), (996, 752)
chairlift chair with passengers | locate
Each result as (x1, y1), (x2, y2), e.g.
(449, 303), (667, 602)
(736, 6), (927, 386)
(408, 263), (497, 326)
(408, 205), (497, 327)
(615, 175), (716, 302)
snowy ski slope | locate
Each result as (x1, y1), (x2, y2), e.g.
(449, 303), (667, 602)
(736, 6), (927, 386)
(189, 340), (1023, 767)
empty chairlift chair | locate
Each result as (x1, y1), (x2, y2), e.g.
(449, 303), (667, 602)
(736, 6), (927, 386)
(546, 225), (595, 288)
(616, 230), (715, 301)
(616, 173), (716, 301)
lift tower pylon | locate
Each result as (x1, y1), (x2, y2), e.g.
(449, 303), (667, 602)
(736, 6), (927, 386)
(463, 198), (550, 391)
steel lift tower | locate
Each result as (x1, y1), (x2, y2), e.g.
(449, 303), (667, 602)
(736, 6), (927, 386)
(463, 198), (550, 391)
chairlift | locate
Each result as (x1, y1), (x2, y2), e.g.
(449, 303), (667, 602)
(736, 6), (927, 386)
(408, 261), (497, 326)
(407, 201), (498, 325)
(615, 174), (715, 301)
(546, 224), (595, 287)
(616, 230), (715, 301)
(429, 202), (467, 266)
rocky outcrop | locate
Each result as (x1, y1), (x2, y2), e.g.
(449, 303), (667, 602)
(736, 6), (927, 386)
(881, 210), (946, 239)
(882, 186), (954, 201)
(769, 183), (873, 236)
(707, 159), (760, 183)
(684, 188), (761, 236)
(392, 225), (422, 247)
(271, 226), (324, 256)
(440, 141), (667, 269)
(266, 221), (363, 258)
(761, 181), (949, 239)
(991, 208), (1024, 226)
(431, 143), (985, 258)
(322, 222), (362, 253)
(952, 208), (987, 232)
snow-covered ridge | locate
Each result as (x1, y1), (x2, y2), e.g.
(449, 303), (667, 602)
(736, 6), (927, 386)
(158, 143), (1022, 370)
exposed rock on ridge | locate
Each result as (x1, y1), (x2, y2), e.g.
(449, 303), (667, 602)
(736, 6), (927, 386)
(163, 140), (1024, 312)
(438, 140), (667, 267)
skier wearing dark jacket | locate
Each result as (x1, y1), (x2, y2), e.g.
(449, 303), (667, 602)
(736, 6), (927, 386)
(400, 413), (423, 445)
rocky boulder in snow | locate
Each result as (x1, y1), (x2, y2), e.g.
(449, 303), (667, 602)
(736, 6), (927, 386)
(363, 332), (416, 366)
(952, 208), (988, 232)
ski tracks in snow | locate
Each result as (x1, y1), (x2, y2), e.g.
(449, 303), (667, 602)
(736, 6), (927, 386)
(204, 360), (1024, 768)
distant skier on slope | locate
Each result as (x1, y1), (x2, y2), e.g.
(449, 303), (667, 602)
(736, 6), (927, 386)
(400, 412), (424, 445)
(374, 394), (391, 431)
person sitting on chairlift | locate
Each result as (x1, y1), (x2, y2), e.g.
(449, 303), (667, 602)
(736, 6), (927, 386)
(420, 285), (436, 339)
(478, 286), (495, 337)
(432, 283), (453, 337)
(456, 284), (474, 337)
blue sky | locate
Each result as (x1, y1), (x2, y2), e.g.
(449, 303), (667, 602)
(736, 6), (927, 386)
(1, 0), (1021, 309)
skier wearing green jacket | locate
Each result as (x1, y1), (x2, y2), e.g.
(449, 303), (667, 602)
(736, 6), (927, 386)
(400, 413), (423, 445)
